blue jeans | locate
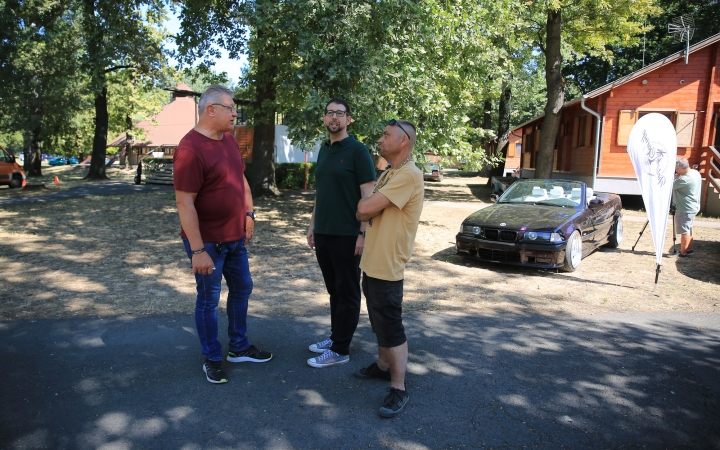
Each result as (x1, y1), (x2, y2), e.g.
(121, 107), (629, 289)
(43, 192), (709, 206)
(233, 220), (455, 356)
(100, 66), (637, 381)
(182, 238), (253, 361)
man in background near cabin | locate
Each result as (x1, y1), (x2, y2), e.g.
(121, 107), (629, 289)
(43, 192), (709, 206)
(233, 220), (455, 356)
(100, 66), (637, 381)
(306, 98), (376, 368)
(355, 119), (424, 418)
(672, 157), (702, 257)
(174, 85), (272, 385)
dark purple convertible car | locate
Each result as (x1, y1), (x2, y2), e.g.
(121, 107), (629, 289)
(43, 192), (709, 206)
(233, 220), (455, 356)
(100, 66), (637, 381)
(455, 179), (623, 272)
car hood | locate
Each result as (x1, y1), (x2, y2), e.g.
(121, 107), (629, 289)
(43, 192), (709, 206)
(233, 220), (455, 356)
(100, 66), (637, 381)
(463, 203), (580, 230)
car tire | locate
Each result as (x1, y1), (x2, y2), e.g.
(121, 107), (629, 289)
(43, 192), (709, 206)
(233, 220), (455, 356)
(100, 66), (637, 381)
(606, 215), (623, 248)
(9, 175), (22, 189)
(561, 231), (582, 272)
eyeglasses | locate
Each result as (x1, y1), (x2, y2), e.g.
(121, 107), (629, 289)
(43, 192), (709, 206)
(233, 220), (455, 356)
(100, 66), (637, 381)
(324, 110), (348, 118)
(389, 119), (411, 139)
(212, 103), (236, 112)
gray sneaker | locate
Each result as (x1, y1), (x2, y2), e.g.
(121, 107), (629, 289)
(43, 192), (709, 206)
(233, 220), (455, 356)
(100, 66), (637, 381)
(309, 338), (333, 354)
(307, 350), (349, 368)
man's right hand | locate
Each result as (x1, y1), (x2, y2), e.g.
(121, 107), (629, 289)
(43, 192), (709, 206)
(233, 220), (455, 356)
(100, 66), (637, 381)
(192, 252), (215, 275)
(307, 228), (315, 249)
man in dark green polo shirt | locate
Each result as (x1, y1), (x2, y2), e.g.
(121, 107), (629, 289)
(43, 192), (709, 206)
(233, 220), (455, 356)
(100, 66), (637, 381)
(306, 98), (376, 368)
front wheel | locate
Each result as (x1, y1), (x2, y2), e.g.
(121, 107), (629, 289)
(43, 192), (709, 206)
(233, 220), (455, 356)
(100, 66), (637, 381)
(9, 175), (22, 189)
(606, 215), (623, 248)
(561, 231), (582, 272)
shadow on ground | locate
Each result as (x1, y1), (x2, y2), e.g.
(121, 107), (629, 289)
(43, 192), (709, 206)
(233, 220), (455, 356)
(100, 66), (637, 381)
(1, 312), (718, 449)
(673, 239), (720, 285)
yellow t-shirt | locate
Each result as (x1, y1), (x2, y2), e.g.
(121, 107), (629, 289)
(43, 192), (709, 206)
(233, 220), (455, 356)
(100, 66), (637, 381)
(360, 163), (424, 281)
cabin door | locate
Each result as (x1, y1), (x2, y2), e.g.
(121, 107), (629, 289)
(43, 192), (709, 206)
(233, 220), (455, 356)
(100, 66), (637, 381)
(715, 108), (720, 148)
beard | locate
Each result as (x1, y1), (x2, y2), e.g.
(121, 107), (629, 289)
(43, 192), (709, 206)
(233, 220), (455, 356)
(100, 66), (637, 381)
(325, 122), (345, 134)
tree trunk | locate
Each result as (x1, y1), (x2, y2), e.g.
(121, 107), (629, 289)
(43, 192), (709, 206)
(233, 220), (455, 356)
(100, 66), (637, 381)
(85, 85), (109, 180)
(535, 9), (564, 180)
(478, 99), (494, 177)
(488, 78), (512, 181)
(482, 98), (492, 131)
(24, 88), (43, 177)
(249, 50), (280, 197)
(124, 113), (133, 169)
(24, 130), (43, 177)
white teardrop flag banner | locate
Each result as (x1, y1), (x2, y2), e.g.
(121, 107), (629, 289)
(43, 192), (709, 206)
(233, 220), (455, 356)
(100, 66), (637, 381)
(626, 113), (677, 272)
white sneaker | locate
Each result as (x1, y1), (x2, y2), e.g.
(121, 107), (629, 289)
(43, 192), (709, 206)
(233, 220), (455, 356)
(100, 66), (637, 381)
(308, 338), (333, 353)
(307, 350), (350, 368)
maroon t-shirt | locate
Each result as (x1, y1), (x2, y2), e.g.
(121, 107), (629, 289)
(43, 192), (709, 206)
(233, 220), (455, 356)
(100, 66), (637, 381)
(174, 129), (247, 243)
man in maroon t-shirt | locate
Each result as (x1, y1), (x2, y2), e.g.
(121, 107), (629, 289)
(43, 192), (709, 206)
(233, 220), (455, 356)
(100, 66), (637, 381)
(174, 85), (272, 384)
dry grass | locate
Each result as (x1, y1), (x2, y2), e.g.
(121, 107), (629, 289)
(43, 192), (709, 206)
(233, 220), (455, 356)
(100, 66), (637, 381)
(0, 175), (718, 321)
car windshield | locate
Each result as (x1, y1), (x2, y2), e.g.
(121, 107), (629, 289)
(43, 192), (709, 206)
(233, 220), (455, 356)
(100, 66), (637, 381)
(498, 180), (585, 208)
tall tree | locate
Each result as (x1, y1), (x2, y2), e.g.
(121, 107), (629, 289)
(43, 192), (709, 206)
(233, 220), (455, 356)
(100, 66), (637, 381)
(0, 1), (87, 176)
(78, 0), (168, 180)
(520, 0), (659, 179)
(176, 1), (510, 195)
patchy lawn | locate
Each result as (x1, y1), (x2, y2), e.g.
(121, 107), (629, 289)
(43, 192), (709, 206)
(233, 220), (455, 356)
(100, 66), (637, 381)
(0, 175), (718, 320)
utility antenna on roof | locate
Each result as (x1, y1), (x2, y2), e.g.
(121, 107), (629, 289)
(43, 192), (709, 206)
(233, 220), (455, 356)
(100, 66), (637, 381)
(668, 14), (695, 64)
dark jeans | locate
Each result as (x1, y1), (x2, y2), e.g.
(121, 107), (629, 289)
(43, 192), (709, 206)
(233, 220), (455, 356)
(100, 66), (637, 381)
(182, 238), (253, 361)
(314, 233), (361, 356)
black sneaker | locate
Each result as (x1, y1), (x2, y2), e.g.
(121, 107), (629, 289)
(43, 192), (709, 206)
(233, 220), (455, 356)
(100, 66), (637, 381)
(379, 387), (409, 418)
(203, 360), (228, 384)
(227, 345), (273, 363)
(353, 362), (391, 381)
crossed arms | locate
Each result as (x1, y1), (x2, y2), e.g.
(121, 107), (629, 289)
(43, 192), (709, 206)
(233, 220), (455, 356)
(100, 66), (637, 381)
(356, 191), (393, 222)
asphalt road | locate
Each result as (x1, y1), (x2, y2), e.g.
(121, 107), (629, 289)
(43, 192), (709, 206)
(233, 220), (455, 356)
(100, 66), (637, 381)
(1, 312), (718, 449)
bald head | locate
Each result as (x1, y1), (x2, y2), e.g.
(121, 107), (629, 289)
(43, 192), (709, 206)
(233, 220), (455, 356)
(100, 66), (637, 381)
(394, 120), (417, 151)
(378, 119), (418, 167)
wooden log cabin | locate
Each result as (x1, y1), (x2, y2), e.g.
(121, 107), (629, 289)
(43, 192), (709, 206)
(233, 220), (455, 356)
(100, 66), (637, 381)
(108, 83), (254, 165)
(506, 33), (720, 214)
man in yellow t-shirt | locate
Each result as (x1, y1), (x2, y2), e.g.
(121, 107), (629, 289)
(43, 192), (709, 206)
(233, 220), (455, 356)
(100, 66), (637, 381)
(355, 119), (424, 418)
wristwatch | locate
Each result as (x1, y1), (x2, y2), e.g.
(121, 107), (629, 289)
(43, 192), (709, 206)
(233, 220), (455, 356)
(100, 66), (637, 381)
(246, 211), (256, 220)
(359, 230), (366, 237)
(191, 248), (206, 255)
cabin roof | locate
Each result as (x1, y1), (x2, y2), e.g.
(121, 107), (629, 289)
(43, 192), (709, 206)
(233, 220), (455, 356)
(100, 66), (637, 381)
(511, 32), (720, 130)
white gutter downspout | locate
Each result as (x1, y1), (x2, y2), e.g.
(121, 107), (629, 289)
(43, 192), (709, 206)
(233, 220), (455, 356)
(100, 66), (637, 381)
(581, 96), (601, 190)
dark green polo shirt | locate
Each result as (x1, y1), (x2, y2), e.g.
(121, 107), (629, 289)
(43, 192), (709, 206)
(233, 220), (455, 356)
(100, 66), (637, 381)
(314, 135), (376, 236)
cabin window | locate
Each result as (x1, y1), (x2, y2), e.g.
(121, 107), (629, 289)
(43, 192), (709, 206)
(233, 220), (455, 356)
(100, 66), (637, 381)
(617, 109), (696, 147)
(675, 112), (696, 147)
(577, 116), (587, 148)
(638, 111), (673, 122)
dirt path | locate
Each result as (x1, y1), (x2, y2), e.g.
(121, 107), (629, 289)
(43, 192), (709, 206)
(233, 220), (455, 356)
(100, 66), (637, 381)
(0, 176), (718, 320)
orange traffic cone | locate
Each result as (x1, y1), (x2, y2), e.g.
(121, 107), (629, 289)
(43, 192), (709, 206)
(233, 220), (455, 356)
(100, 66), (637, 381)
(54, 176), (61, 184)
(22, 179), (26, 187)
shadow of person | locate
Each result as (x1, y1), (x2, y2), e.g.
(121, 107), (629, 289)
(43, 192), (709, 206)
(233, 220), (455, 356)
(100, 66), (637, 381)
(672, 239), (720, 285)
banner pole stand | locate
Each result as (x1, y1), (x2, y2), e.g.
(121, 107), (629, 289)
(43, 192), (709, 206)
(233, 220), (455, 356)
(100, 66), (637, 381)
(632, 220), (650, 252)
(654, 264), (661, 290)
(670, 208), (677, 254)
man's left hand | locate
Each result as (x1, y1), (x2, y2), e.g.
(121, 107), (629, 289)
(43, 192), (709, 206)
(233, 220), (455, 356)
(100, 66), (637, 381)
(246, 217), (254, 244)
(355, 235), (365, 256)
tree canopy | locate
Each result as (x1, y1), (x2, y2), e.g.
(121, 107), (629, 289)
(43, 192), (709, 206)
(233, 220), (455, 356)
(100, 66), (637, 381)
(2, 0), (713, 186)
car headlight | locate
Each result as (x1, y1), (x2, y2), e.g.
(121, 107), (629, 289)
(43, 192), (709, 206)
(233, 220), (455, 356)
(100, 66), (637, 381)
(461, 224), (482, 235)
(523, 231), (563, 242)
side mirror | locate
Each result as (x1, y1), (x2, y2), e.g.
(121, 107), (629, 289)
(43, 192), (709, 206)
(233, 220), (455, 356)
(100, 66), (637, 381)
(490, 194), (499, 203)
(588, 198), (604, 208)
